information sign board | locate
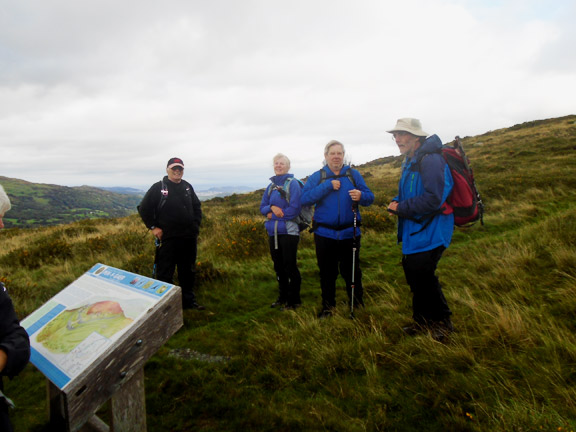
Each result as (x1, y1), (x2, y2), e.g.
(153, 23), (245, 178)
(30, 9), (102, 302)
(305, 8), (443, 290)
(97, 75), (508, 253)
(21, 263), (177, 390)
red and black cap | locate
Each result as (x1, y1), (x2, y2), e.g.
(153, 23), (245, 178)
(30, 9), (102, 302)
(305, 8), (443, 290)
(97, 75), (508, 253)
(167, 157), (184, 169)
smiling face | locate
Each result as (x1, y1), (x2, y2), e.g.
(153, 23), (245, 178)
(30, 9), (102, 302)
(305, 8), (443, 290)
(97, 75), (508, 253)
(166, 166), (184, 183)
(393, 131), (421, 157)
(325, 143), (345, 173)
(273, 156), (290, 176)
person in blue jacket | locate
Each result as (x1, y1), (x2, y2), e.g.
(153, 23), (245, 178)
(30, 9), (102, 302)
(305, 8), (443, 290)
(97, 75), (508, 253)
(302, 140), (374, 318)
(260, 154), (303, 310)
(386, 118), (455, 341)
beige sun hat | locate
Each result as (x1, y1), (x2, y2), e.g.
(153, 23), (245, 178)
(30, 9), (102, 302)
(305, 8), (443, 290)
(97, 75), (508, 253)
(387, 118), (428, 137)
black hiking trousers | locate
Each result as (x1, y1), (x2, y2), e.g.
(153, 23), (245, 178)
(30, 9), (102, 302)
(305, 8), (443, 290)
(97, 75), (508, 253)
(0, 401), (13, 432)
(402, 245), (452, 324)
(268, 234), (301, 306)
(155, 235), (199, 307)
(314, 234), (363, 311)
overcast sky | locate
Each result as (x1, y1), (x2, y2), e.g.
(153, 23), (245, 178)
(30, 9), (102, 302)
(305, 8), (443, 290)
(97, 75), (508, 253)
(1, 0), (575, 191)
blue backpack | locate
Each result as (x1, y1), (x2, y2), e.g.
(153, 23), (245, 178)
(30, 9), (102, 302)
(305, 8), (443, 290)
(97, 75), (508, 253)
(267, 178), (313, 232)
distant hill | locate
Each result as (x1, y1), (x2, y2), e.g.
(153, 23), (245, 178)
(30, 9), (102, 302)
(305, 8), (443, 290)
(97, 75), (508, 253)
(196, 185), (255, 201)
(96, 185), (256, 201)
(0, 176), (141, 228)
(0, 176), (257, 227)
(97, 186), (145, 196)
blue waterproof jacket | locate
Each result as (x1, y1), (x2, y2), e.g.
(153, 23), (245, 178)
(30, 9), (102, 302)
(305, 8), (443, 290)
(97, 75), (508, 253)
(302, 165), (374, 240)
(260, 173), (302, 236)
(394, 134), (454, 254)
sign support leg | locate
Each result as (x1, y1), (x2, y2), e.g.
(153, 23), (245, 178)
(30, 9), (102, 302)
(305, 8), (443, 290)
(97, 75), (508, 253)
(109, 368), (147, 432)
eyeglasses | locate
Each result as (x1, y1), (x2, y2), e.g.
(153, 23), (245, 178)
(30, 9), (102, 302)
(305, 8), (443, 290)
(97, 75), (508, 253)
(170, 166), (184, 171)
(391, 131), (409, 140)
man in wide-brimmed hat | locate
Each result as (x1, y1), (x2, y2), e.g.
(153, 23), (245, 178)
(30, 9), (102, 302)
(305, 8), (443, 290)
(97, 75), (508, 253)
(387, 118), (455, 341)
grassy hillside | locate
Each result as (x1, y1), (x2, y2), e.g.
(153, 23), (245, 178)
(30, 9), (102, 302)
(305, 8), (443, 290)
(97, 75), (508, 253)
(0, 176), (142, 228)
(1, 115), (576, 431)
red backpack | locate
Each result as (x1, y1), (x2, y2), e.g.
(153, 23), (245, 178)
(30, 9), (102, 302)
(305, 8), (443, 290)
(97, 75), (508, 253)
(391, 136), (485, 235)
(441, 136), (484, 227)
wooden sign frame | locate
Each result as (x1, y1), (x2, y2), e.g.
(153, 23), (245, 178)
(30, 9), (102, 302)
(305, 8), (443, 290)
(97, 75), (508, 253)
(22, 264), (183, 431)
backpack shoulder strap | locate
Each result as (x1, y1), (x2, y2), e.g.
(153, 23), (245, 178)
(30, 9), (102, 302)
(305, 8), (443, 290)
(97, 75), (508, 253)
(181, 179), (195, 206)
(320, 168), (356, 188)
(282, 177), (300, 203)
(158, 179), (169, 213)
(266, 182), (274, 197)
(181, 179), (195, 196)
(345, 169), (356, 188)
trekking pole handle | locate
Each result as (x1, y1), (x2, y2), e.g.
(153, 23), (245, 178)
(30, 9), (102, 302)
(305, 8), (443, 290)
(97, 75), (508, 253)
(455, 135), (472, 171)
(351, 202), (358, 243)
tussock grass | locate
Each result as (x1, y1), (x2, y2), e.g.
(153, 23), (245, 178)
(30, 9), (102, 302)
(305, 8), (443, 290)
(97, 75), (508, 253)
(2, 115), (576, 431)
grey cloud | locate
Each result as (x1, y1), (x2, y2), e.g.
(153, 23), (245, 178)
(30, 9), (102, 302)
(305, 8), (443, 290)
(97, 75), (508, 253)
(1, 0), (575, 189)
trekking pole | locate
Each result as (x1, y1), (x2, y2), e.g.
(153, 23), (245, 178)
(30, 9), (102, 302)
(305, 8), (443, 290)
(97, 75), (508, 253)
(454, 136), (471, 171)
(152, 237), (161, 278)
(350, 202), (358, 319)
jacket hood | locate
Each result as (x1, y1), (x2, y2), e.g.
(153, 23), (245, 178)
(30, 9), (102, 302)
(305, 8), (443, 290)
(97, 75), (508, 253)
(416, 134), (442, 157)
(269, 173), (294, 185)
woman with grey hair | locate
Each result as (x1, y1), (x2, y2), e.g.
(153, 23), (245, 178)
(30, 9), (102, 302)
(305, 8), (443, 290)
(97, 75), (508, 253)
(0, 184), (31, 432)
(259, 153), (303, 310)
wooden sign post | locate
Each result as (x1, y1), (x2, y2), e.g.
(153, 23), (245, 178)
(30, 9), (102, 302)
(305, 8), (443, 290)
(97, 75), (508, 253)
(22, 264), (184, 432)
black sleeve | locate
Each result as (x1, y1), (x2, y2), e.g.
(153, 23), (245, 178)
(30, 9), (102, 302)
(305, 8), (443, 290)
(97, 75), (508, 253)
(189, 186), (202, 228)
(0, 284), (30, 379)
(138, 182), (161, 229)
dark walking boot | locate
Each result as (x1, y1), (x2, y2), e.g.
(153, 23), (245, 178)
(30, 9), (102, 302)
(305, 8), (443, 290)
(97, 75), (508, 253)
(429, 318), (454, 342)
(270, 298), (286, 308)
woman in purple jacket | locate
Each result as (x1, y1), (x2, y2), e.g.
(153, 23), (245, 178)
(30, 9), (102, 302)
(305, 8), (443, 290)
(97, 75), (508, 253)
(260, 154), (303, 310)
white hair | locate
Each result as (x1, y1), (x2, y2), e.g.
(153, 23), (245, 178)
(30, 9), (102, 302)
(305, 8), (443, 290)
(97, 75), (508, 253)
(324, 140), (346, 156)
(322, 140), (351, 166)
(0, 185), (11, 217)
(272, 153), (291, 169)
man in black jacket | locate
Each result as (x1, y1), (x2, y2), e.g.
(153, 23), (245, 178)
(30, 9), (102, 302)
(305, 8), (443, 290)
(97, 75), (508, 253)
(139, 158), (204, 310)
(0, 185), (31, 432)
